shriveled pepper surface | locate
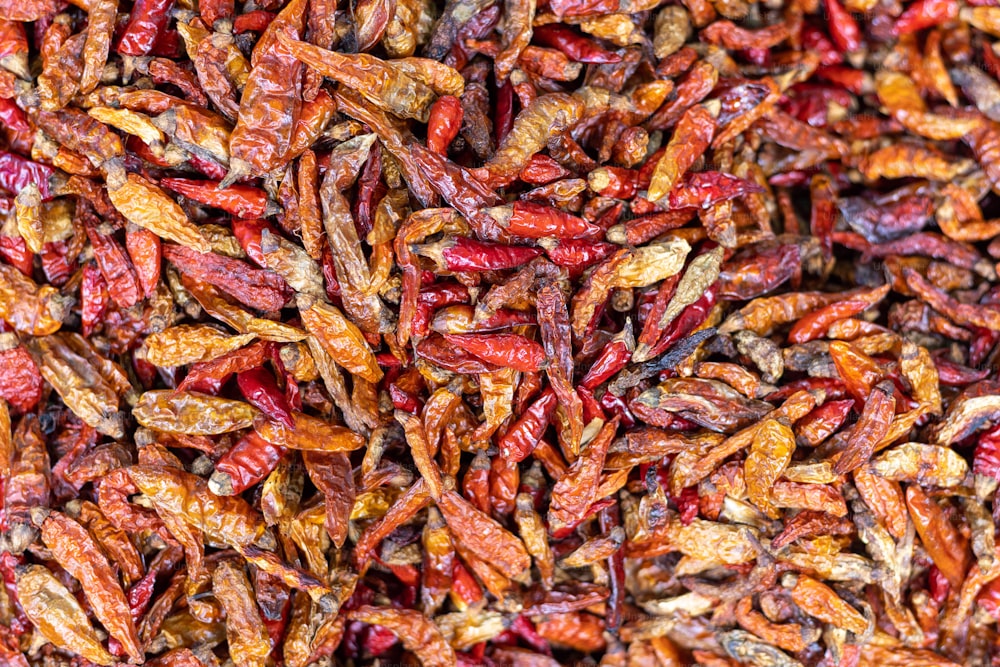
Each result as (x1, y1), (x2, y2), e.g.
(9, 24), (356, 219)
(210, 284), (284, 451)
(2, 0), (1000, 664)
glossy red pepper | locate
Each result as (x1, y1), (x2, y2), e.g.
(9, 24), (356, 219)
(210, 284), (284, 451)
(443, 333), (547, 372)
(426, 95), (464, 156)
(233, 9), (276, 33)
(237, 367), (296, 428)
(0, 152), (54, 199)
(498, 387), (557, 462)
(893, 0), (958, 34)
(161, 178), (270, 219)
(117, 0), (174, 55)
(415, 236), (543, 272)
(211, 431), (287, 495)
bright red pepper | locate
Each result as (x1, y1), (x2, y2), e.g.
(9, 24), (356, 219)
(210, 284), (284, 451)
(211, 431), (287, 495)
(117, 0), (174, 55)
(80, 263), (110, 337)
(443, 333), (547, 372)
(426, 95), (464, 155)
(893, 0), (958, 34)
(487, 201), (600, 239)
(0, 233), (32, 276)
(541, 238), (617, 271)
(823, 0), (862, 52)
(0, 152), (55, 199)
(0, 346), (43, 413)
(414, 236), (543, 272)
(532, 24), (622, 63)
(232, 218), (281, 266)
(233, 9), (276, 33)
(581, 324), (634, 389)
(161, 178), (270, 219)
(237, 367), (295, 428)
(497, 387), (557, 461)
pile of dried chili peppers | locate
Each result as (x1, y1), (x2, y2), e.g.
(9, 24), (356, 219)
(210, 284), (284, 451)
(6, 0), (1000, 664)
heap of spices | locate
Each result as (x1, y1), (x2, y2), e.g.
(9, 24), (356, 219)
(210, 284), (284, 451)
(2, 0), (1000, 664)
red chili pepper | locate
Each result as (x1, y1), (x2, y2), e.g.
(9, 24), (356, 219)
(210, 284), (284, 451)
(413, 283), (472, 336)
(443, 333), (547, 372)
(0, 553), (29, 636)
(39, 241), (76, 286)
(426, 95), (464, 155)
(414, 236), (543, 272)
(974, 424), (1000, 480)
(928, 566), (950, 605)
(800, 24), (843, 66)
(124, 226), (162, 299)
(599, 389), (635, 427)
(163, 243), (291, 312)
(510, 615), (552, 655)
(893, 0), (958, 34)
(497, 387), (557, 461)
(577, 385), (605, 423)
(352, 143), (385, 239)
(84, 222), (143, 308)
(494, 79), (515, 145)
(451, 560), (484, 607)
(212, 431), (287, 495)
(797, 399), (853, 440)
(932, 353), (991, 386)
(80, 263), (110, 337)
(645, 284), (718, 360)
(540, 238), (616, 270)
(187, 153), (229, 180)
(532, 24), (622, 63)
(124, 135), (174, 168)
(419, 282), (471, 307)
(389, 383), (423, 414)
(232, 218), (281, 266)
(519, 154), (571, 185)
(233, 9), (276, 33)
(550, 497), (616, 540)
(667, 172), (764, 210)
(588, 166), (640, 199)
(462, 452), (491, 513)
(237, 367), (296, 428)
(487, 201), (599, 239)
(0, 98), (29, 135)
(0, 152), (55, 199)
(0, 233), (32, 276)
(117, 0), (174, 55)
(581, 325), (634, 390)
(969, 327), (1000, 369)
(788, 299), (872, 343)
(815, 65), (869, 95)
(417, 335), (500, 374)
(0, 346), (42, 414)
(148, 28), (183, 58)
(178, 341), (271, 393)
(823, 0), (862, 52)
(199, 0), (235, 26)
(161, 178), (270, 219)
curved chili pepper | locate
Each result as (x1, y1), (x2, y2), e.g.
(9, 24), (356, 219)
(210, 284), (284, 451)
(414, 236), (543, 272)
(117, 0), (174, 55)
(426, 95), (464, 156)
(237, 367), (296, 429)
(443, 333), (547, 372)
(532, 24), (622, 63)
(161, 178), (271, 219)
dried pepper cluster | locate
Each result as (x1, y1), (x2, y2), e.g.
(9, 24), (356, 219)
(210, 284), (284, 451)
(5, 0), (1000, 664)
